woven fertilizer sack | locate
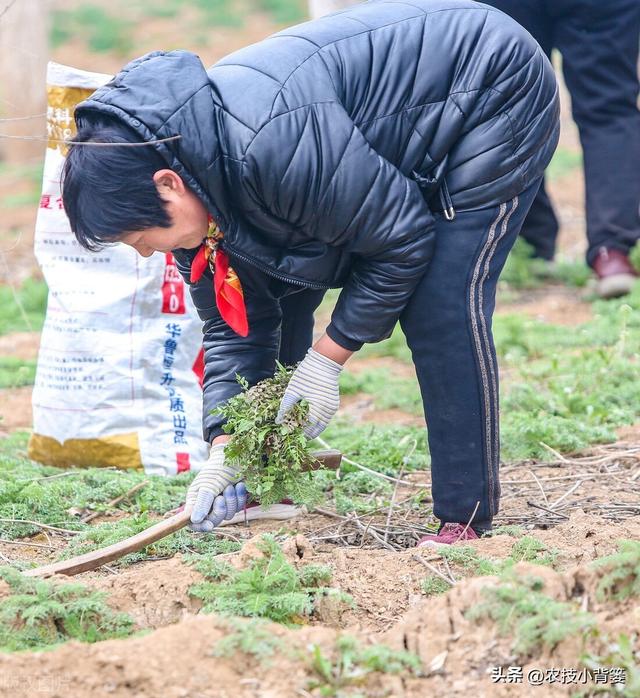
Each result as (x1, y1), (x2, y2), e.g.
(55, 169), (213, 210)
(28, 62), (208, 476)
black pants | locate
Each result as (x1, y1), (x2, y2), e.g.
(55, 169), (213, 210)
(484, 0), (640, 265)
(277, 289), (327, 366)
(279, 180), (540, 528)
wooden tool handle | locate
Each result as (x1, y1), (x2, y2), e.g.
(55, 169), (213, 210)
(23, 510), (192, 578)
(24, 449), (342, 578)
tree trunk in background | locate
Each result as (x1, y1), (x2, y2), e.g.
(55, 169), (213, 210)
(308, 0), (362, 20)
(0, 0), (49, 162)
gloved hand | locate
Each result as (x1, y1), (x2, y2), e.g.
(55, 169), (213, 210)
(186, 443), (248, 532)
(275, 347), (343, 440)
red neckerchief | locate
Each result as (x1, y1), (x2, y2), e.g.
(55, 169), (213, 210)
(190, 215), (249, 337)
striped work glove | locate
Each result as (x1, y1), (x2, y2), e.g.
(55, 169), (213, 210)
(275, 347), (343, 440)
(185, 444), (247, 532)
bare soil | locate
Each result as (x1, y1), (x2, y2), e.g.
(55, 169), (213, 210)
(0, 385), (33, 434)
(0, 331), (40, 360)
(496, 286), (593, 326)
(1, 516), (639, 697)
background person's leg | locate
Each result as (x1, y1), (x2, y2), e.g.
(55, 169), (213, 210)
(278, 289), (327, 366)
(482, 0), (559, 260)
(399, 182), (540, 530)
(517, 179), (558, 260)
(554, 0), (640, 266)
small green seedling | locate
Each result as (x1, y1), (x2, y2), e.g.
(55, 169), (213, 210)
(211, 618), (287, 663)
(0, 565), (133, 651)
(189, 534), (352, 625)
(308, 635), (421, 697)
(466, 572), (596, 656)
(592, 540), (640, 602)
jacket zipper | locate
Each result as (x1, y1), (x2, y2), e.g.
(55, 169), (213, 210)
(439, 178), (456, 221)
(222, 242), (336, 290)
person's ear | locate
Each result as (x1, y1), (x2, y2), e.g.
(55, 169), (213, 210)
(153, 170), (185, 201)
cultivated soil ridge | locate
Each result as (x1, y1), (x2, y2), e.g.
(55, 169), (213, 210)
(1, 510), (639, 698)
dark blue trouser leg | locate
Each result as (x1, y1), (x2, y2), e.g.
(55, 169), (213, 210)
(399, 181), (540, 527)
(554, 0), (640, 265)
(519, 178), (558, 260)
(484, 0), (640, 265)
(278, 289), (326, 365)
(483, 0), (559, 260)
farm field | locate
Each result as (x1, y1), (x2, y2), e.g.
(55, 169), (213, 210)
(0, 1), (639, 696)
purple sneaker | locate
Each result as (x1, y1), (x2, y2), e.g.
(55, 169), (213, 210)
(417, 522), (480, 549)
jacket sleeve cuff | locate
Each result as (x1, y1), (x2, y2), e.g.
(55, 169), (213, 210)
(204, 423), (227, 445)
(326, 322), (364, 352)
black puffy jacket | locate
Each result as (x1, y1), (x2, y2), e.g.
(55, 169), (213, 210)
(77, 0), (559, 442)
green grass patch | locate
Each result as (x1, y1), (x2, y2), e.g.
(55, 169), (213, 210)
(490, 524), (526, 537)
(211, 617), (287, 661)
(138, 0), (184, 18)
(500, 238), (554, 290)
(314, 468), (395, 515)
(312, 422), (430, 513)
(547, 147), (582, 180)
(591, 540), (640, 603)
(340, 367), (422, 415)
(0, 358), (36, 389)
(358, 325), (413, 363)
(189, 534), (352, 624)
(58, 514), (240, 567)
(581, 634), (640, 697)
(500, 315), (639, 460)
(0, 191), (41, 209)
(420, 537), (559, 598)
(52, 5), (134, 54)
(212, 622), (422, 692)
(467, 571), (596, 656)
(438, 536), (558, 577)
(308, 635), (421, 695)
(0, 279), (47, 335)
(192, 0), (244, 27)
(0, 565), (133, 651)
(252, 0), (307, 24)
(0, 433), (239, 570)
(317, 421), (429, 475)
(500, 238), (591, 290)
(0, 433), (193, 541)
(422, 576), (450, 596)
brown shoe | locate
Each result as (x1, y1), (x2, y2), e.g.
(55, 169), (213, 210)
(592, 247), (638, 299)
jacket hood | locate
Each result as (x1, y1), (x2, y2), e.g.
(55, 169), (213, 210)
(75, 50), (229, 226)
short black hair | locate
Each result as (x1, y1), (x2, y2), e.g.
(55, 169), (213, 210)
(61, 113), (172, 251)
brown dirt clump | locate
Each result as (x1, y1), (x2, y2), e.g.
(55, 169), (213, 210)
(0, 615), (334, 698)
(88, 555), (204, 629)
(0, 331), (40, 360)
(311, 546), (428, 631)
(534, 510), (640, 564)
(0, 386), (33, 433)
(338, 393), (424, 427)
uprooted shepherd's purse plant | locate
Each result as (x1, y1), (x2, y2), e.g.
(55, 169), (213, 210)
(212, 364), (324, 508)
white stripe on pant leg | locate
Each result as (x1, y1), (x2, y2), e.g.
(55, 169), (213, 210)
(477, 195), (519, 505)
(468, 202), (507, 514)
